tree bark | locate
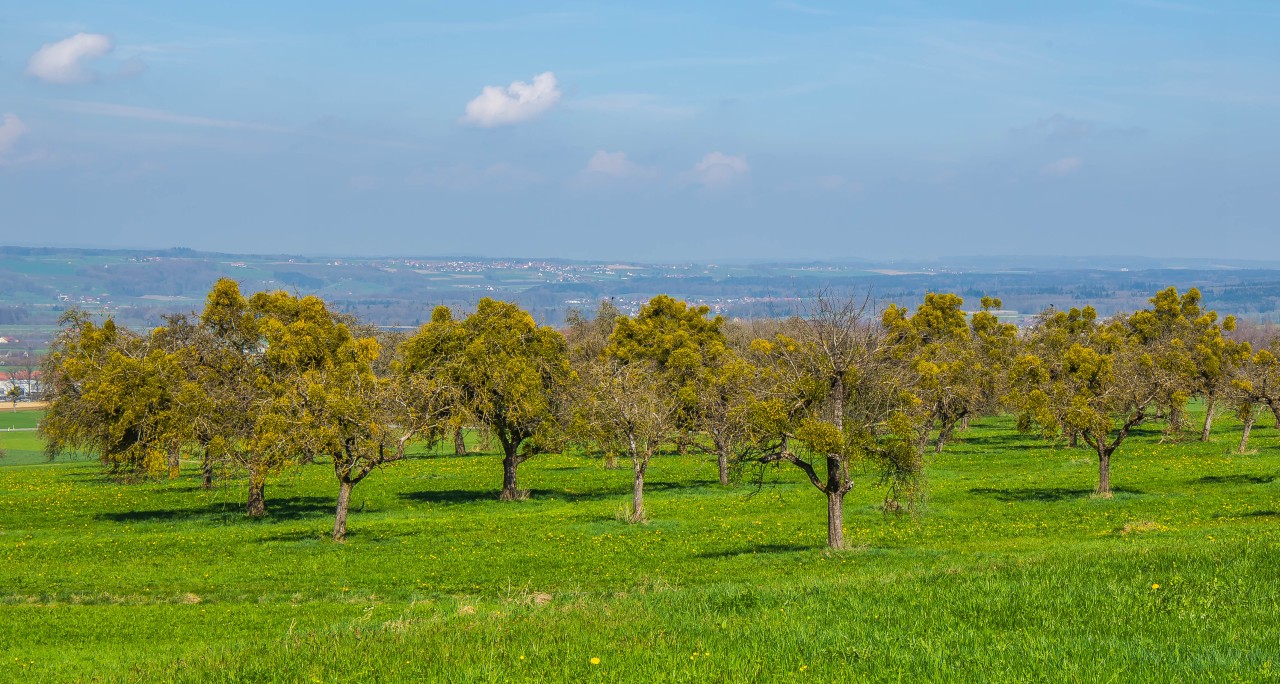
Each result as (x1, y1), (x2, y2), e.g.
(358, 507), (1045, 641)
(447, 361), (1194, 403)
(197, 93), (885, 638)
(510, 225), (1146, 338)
(246, 465), (267, 517)
(714, 437), (730, 486)
(1096, 448), (1112, 498)
(934, 423), (952, 454)
(603, 450), (618, 470)
(499, 444), (522, 500)
(826, 489), (846, 550)
(630, 452), (647, 523)
(960, 415), (970, 431)
(202, 457), (213, 489)
(333, 480), (353, 542)
(1201, 397), (1217, 442)
(453, 427), (467, 456)
(1068, 430), (1079, 448)
(1239, 412), (1256, 454)
(167, 448), (180, 479)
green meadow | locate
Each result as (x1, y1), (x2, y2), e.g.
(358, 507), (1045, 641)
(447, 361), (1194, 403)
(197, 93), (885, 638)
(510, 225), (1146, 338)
(1, 409), (1278, 682)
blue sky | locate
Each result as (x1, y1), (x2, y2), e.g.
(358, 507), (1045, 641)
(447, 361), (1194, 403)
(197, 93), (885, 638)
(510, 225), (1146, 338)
(1, 1), (1278, 261)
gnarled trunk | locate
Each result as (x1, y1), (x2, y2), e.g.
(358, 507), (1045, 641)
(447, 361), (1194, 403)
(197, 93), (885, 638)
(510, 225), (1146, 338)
(246, 465), (267, 518)
(1201, 397), (1217, 442)
(453, 427), (467, 456)
(1239, 412), (1257, 454)
(499, 436), (523, 500)
(333, 480), (353, 542)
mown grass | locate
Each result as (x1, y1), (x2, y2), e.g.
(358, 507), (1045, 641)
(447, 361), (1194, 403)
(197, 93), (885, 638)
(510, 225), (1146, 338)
(1, 409), (1278, 682)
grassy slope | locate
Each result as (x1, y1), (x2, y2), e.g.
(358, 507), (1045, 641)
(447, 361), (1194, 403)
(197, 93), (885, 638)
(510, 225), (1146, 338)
(1, 411), (1278, 682)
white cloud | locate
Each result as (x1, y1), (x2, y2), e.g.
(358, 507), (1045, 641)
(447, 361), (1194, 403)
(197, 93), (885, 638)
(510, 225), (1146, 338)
(462, 72), (562, 127)
(1041, 156), (1083, 177)
(52, 100), (289, 132)
(26, 33), (114, 84)
(0, 114), (28, 154)
(682, 152), (750, 187)
(571, 150), (658, 189)
(585, 151), (642, 178)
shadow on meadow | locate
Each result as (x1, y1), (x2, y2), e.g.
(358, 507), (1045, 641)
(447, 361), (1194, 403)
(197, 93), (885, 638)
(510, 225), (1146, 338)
(696, 543), (812, 558)
(967, 486), (1145, 502)
(1193, 474), (1275, 486)
(399, 480), (721, 505)
(96, 496), (334, 524)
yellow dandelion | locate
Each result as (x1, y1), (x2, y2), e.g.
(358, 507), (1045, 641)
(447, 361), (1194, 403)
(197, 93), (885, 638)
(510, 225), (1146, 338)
(590, 657), (601, 665)
(1151, 583), (1160, 590)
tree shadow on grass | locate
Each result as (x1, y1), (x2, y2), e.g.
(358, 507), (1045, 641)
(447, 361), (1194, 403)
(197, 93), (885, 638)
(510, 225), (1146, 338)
(400, 480), (720, 505)
(1193, 474), (1275, 486)
(968, 486), (1144, 502)
(697, 543), (812, 558)
(97, 496), (333, 524)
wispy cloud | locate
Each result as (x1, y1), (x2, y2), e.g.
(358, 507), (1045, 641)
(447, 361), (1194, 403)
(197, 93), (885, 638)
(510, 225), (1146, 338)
(681, 152), (750, 188)
(461, 72), (563, 127)
(567, 93), (699, 119)
(0, 114), (29, 154)
(26, 33), (114, 84)
(1041, 156), (1083, 177)
(52, 100), (290, 132)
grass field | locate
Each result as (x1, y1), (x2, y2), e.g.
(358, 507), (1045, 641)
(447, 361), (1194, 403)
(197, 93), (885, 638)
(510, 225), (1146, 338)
(1, 409), (1278, 682)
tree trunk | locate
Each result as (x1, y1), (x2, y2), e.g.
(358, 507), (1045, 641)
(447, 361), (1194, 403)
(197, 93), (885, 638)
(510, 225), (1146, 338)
(167, 448), (180, 479)
(960, 415), (970, 431)
(630, 454), (646, 523)
(1239, 412), (1256, 454)
(1068, 430), (1079, 448)
(603, 450), (618, 469)
(246, 466), (267, 517)
(714, 437), (730, 486)
(1096, 448), (1112, 498)
(499, 443), (522, 500)
(934, 422), (953, 454)
(202, 456), (213, 490)
(826, 489), (846, 550)
(1201, 398), (1217, 442)
(333, 480), (353, 542)
(453, 427), (467, 456)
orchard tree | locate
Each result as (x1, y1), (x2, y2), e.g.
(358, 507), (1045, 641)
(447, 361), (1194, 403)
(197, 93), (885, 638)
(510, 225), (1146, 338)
(696, 349), (760, 485)
(1227, 345), (1280, 453)
(881, 293), (1015, 453)
(6, 384), (21, 409)
(573, 357), (678, 522)
(1127, 287), (1245, 441)
(606, 295), (727, 456)
(750, 293), (929, 551)
(402, 299), (571, 500)
(1009, 299), (1190, 497)
(251, 292), (450, 541)
(41, 310), (187, 476)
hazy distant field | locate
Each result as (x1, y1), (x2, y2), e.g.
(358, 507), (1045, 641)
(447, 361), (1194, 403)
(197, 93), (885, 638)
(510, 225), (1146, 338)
(2, 408), (1278, 682)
